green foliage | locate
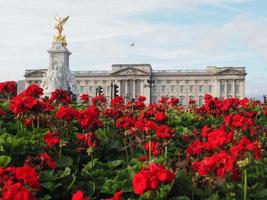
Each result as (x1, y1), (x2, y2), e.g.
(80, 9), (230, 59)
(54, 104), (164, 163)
(0, 155), (11, 167)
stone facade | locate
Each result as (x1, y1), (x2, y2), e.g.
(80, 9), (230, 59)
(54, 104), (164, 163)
(24, 64), (246, 105)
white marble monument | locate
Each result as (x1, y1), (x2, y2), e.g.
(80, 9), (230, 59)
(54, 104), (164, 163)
(41, 16), (78, 96)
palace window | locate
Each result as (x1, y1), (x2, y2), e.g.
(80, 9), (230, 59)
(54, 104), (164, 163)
(180, 85), (184, 93)
(198, 96), (204, 106)
(161, 85), (166, 92)
(199, 85), (204, 93)
(89, 86), (93, 94)
(220, 84), (225, 93)
(208, 85), (213, 93)
(107, 86), (110, 93)
(80, 86), (85, 93)
(179, 96), (185, 105)
(190, 85), (194, 93)
(171, 85), (175, 93)
(227, 83), (232, 92)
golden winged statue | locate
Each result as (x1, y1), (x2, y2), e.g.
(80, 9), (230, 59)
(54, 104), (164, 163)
(53, 15), (70, 46)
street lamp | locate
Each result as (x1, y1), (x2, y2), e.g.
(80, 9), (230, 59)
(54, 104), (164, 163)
(263, 95), (267, 105)
(146, 77), (155, 104)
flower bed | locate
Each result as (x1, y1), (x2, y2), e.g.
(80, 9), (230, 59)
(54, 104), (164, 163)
(0, 81), (266, 200)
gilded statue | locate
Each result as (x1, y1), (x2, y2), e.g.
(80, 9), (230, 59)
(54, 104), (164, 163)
(53, 16), (70, 46)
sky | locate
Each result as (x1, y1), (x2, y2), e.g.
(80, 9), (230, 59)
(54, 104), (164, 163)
(0, 0), (266, 98)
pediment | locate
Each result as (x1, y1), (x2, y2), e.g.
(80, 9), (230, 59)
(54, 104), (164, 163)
(111, 67), (150, 76)
(215, 68), (245, 75)
(25, 69), (47, 77)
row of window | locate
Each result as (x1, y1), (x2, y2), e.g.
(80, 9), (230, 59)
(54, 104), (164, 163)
(155, 85), (213, 93)
(80, 86), (111, 94)
(220, 84), (240, 93)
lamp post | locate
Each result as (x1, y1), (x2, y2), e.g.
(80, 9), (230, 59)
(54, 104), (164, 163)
(146, 76), (155, 104)
(263, 95), (267, 105)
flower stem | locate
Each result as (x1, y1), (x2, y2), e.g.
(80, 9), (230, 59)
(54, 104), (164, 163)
(243, 168), (247, 200)
(123, 137), (129, 162)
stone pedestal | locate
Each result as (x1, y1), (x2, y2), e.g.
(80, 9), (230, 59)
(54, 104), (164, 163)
(41, 42), (78, 96)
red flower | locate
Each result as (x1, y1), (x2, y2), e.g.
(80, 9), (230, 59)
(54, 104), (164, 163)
(1, 180), (34, 200)
(132, 163), (175, 195)
(78, 105), (102, 131)
(154, 112), (167, 122)
(80, 94), (89, 102)
(0, 81), (17, 97)
(50, 89), (71, 105)
(44, 131), (60, 148)
(106, 191), (124, 200)
(132, 170), (151, 195)
(138, 96), (146, 102)
(91, 95), (106, 105)
(156, 125), (173, 139)
(144, 141), (161, 156)
(55, 106), (79, 122)
(116, 116), (135, 130)
(72, 191), (90, 200)
(170, 97), (179, 106)
(0, 107), (6, 116)
(76, 132), (99, 148)
(9, 95), (39, 114)
(40, 152), (57, 170)
(23, 84), (43, 97)
(15, 165), (40, 189)
(138, 155), (147, 162)
(206, 129), (229, 149)
(24, 118), (32, 127)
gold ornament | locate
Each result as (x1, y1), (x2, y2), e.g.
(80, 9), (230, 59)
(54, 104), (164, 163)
(53, 16), (70, 46)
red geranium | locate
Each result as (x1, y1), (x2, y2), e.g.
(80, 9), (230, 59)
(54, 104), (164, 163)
(80, 94), (89, 102)
(154, 112), (167, 122)
(50, 89), (71, 105)
(40, 153), (57, 170)
(15, 165), (40, 189)
(44, 131), (60, 148)
(132, 163), (175, 195)
(55, 106), (79, 122)
(72, 191), (90, 200)
(76, 132), (99, 148)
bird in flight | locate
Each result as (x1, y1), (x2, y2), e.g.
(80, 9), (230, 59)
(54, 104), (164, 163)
(129, 42), (135, 47)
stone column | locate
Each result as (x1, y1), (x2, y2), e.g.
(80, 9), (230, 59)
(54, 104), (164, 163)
(233, 80), (236, 98)
(118, 80), (122, 96)
(140, 80), (144, 96)
(240, 79), (245, 98)
(224, 80), (227, 98)
(133, 79), (136, 99)
(125, 80), (128, 97)
(215, 79), (220, 97)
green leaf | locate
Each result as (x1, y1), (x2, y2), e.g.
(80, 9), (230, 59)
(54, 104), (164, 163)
(254, 189), (267, 199)
(0, 155), (11, 167)
(56, 156), (73, 168)
(41, 182), (62, 192)
(38, 195), (52, 200)
(107, 160), (123, 169)
(101, 179), (119, 194)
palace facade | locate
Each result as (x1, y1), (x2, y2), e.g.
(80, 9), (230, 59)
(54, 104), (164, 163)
(24, 64), (246, 105)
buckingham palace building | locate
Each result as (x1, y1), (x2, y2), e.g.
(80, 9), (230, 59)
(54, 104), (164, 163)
(24, 64), (246, 105)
